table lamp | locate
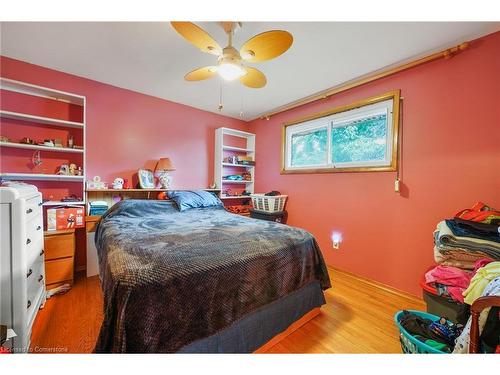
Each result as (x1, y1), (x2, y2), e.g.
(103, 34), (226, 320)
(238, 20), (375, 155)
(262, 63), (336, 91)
(154, 158), (175, 189)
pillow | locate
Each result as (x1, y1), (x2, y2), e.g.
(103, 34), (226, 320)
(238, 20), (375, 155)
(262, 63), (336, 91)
(167, 190), (223, 212)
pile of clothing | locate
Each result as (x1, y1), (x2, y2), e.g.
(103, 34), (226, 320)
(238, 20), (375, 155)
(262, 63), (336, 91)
(422, 202), (500, 353)
(399, 310), (463, 353)
(434, 202), (500, 269)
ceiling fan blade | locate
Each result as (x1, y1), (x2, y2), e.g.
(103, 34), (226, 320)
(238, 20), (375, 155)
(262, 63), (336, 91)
(240, 67), (267, 88)
(185, 66), (218, 81)
(240, 30), (293, 62)
(171, 22), (222, 55)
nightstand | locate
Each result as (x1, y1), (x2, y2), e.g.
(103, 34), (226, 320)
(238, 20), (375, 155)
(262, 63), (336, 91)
(43, 229), (75, 290)
(249, 209), (288, 224)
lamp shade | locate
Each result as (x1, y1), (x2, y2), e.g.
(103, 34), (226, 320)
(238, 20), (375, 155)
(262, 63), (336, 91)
(155, 158), (175, 172)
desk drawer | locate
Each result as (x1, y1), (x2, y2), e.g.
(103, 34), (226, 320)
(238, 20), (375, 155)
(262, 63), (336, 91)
(44, 231), (75, 260)
(45, 257), (74, 286)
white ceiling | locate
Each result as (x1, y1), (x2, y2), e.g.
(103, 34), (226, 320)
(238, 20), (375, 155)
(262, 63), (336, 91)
(1, 22), (499, 120)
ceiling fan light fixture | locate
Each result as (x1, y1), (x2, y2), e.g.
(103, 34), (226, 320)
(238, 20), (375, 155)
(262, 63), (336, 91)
(218, 62), (247, 81)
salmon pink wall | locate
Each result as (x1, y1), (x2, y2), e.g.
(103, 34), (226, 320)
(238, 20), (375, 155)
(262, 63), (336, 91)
(0, 56), (247, 194)
(248, 31), (500, 296)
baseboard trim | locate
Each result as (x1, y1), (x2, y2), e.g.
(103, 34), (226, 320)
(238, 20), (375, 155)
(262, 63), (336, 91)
(328, 266), (424, 304)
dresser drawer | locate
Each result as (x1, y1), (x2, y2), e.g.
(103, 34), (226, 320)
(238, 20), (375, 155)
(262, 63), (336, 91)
(27, 259), (45, 300)
(44, 230), (75, 260)
(27, 249), (46, 282)
(25, 195), (42, 222)
(26, 259), (45, 329)
(26, 216), (43, 248)
(45, 257), (74, 286)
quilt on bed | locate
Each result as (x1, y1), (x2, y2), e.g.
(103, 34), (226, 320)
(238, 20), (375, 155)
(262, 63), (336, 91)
(94, 199), (331, 353)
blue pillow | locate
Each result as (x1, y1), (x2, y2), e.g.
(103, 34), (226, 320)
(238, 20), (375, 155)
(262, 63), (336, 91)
(167, 190), (223, 212)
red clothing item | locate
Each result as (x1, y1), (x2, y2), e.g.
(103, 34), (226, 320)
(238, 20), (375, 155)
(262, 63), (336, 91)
(425, 265), (472, 303)
(472, 258), (494, 274)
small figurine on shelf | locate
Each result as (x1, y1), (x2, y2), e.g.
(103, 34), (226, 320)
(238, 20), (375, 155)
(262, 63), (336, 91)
(112, 178), (124, 189)
(57, 164), (70, 175)
(69, 163), (77, 175)
(122, 178), (130, 189)
(76, 166), (83, 176)
(67, 135), (74, 148)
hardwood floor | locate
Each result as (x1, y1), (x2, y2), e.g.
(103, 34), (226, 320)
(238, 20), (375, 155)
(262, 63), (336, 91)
(30, 268), (425, 353)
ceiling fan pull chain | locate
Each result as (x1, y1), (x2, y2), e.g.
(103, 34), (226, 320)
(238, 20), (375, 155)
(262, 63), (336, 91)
(239, 88), (244, 119)
(218, 82), (224, 111)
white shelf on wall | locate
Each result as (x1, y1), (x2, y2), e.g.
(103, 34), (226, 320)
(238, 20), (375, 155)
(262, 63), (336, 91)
(222, 145), (255, 153)
(222, 180), (254, 184)
(43, 200), (86, 206)
(0, 173), (85, 182)
(222, 162), (253, 168)
(0, 77), (85, 106)
(0, 141), (84, 153)
(0, 110), (84, 129)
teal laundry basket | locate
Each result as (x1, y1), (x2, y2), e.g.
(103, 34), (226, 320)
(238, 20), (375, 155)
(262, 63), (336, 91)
(394, 310), (450, 354)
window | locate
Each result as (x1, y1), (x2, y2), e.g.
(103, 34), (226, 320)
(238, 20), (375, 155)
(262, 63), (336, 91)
(282, 90), (400, 173)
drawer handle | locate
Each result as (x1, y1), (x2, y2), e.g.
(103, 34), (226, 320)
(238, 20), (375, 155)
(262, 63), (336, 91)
(36, 225), (42, 231)
(40, 249), (45, 256)
(27, 268), (33, 278)
(26, 208), (33, 214)
(26, 238), (31, 245)
(27, 300), (31, 309)
(38, 275), (44, 283)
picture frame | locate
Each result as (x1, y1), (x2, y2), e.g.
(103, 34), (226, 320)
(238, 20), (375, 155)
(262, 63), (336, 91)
(138, 168), (155, 189)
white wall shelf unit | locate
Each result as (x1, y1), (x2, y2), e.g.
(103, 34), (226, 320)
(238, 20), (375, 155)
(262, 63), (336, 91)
(0, 78), (86, 207)
(215, 127), (255, 200)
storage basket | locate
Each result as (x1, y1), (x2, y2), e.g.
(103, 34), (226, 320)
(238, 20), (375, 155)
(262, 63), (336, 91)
(419, 267), (470, 325)
(250, 194), (287, 213)
(394, 310), (450, 354)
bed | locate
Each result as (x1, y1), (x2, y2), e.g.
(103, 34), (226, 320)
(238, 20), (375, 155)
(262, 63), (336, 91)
(94, 198), (331, 353)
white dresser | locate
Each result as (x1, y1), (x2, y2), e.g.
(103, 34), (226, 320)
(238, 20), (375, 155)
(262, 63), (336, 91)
(0, 183), (46, 352)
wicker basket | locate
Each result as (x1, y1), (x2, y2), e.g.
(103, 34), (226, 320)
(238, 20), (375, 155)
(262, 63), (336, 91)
(250, 194), (287, 213)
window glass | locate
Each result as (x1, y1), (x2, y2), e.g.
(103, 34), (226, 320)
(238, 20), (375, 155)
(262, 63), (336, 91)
(331, 113), (387, 164)
(290, 127), (328, 167)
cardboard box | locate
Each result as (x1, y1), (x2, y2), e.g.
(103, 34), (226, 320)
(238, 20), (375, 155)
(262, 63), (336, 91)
(47, 206), (85, 231)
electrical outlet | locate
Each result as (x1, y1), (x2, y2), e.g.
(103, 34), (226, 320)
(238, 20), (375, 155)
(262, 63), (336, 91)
(331, 232), (342, 250)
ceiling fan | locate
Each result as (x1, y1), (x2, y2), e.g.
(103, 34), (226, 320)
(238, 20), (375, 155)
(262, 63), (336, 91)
(171, 22), (293, 89)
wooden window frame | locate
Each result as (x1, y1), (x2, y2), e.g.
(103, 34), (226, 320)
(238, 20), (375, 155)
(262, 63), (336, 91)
(281, 90), (401, 174)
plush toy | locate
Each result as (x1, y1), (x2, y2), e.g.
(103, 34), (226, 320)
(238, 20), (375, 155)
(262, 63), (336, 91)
(122, 178), (130, 189)
(112, 178), (124, 189)
(69, 163), (77, 175)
